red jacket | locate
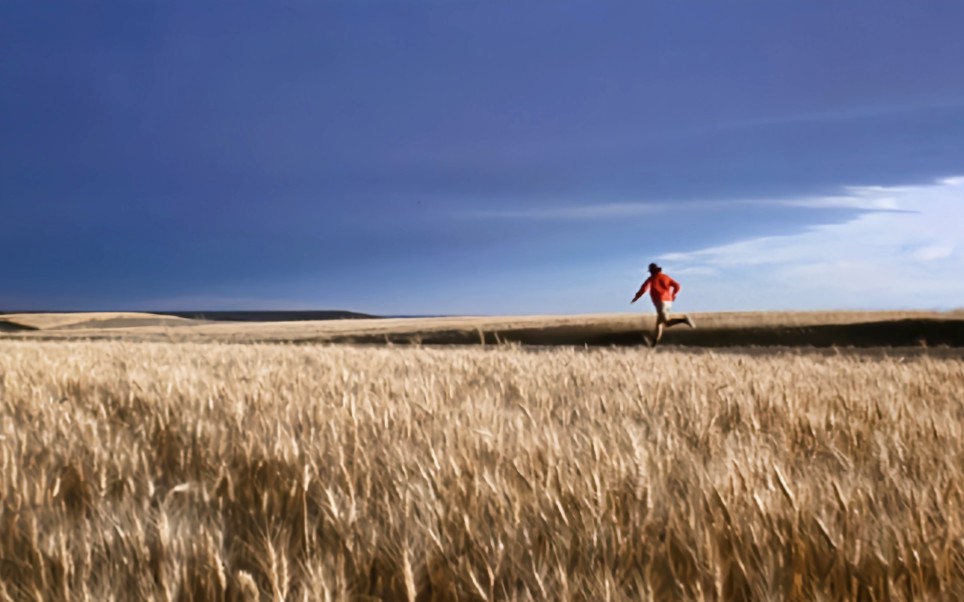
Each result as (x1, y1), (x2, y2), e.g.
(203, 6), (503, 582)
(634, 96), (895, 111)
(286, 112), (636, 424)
(634, 272), (680, 303)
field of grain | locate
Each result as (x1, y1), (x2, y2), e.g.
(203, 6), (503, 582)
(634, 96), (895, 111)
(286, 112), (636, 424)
(1, 340), (963, 600)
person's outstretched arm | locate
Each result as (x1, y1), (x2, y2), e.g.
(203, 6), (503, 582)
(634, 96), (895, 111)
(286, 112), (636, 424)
(669, 277), (681, 300)
(631, 277), (652, 303)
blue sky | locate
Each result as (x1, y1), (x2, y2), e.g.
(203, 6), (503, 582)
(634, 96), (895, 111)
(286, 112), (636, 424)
(2, 2), (963, 314)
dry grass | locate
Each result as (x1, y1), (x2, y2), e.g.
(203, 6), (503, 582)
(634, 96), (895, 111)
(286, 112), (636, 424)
(1, 340), (963, 600)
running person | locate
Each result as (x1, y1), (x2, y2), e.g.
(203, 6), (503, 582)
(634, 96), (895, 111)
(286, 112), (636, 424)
(631, 263), (695, 347)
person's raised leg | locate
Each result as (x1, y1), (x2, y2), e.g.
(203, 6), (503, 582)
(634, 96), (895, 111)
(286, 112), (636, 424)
(666, 314), (696, 328)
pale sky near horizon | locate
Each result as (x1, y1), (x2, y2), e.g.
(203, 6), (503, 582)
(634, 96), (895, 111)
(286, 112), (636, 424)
(2, 3), (963, 315)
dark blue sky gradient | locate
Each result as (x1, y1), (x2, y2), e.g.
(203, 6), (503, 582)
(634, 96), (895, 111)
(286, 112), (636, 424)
(2, 2), (964, 313)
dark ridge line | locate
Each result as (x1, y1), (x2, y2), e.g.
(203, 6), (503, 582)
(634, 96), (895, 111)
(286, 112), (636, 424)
(3, 318), (963, 349)
(313, 318), (964, 348)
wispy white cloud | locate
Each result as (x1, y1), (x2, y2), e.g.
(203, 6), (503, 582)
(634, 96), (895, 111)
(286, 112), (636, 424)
(657, 176), (964, 310)
(779, 187), (903, 211)
(911, 243), (955, 262)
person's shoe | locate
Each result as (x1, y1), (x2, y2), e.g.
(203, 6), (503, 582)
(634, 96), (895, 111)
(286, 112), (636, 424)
(684, 315), (696, 328)
(642, 336), (656, 348)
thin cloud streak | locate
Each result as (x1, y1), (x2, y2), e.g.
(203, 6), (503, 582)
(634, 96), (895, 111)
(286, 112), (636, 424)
(128, 295), (321, 312)
(463, 202), (675, 220)
(719, 99), (964, 130)
(462, 188), (916, 222)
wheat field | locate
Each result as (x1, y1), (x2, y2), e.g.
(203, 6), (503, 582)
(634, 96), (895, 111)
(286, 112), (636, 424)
(1, 340), (963, 600)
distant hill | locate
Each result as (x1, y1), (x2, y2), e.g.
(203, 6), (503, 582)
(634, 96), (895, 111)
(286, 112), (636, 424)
(0, 312), (202, 330)
(154, 310), (380, 322)
(0, 310), (379, 330)
(0, 319), (37, 332)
